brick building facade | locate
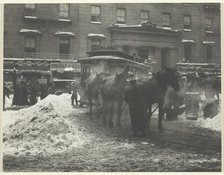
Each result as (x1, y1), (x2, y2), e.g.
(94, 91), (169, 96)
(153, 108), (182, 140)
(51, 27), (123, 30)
(4, 3), (221, 72)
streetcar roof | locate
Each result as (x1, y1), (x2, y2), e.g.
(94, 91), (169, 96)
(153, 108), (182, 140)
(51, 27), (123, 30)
(78, 56), (150, 68)
(53, 79), (79, 82)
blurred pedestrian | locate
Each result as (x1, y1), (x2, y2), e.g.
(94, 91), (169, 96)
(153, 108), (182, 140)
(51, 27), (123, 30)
(71, 82), (78, 106)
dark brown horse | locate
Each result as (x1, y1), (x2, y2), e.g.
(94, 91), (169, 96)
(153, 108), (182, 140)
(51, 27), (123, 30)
(126, 68), (180, 131)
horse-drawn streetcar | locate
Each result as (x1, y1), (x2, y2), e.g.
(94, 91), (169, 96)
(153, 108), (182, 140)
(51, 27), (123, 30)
(78, 49), (151, 84)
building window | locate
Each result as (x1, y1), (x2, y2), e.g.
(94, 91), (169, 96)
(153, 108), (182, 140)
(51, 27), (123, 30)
(122, 45), (130, 54)
(91, 5), (101, 22)
(205, 17), (212, 30)
(91, 40), (101, 50)
(206, 45), (213, 60)
(163, 13), (171, 27)
(24, 36), (36, 53)
(140, 10), (149, 24)
(24, 4), (35, 16)
(184, 15), (191, 29)
(59, 4), (69, 18)
(59, 38), (70, 54)
(183, 44), (192, 61)
(117, 8), (126, 24)
(25, 4), (35, 10)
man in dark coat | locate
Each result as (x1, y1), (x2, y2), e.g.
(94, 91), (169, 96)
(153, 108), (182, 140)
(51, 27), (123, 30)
(124, 72), (146, 136)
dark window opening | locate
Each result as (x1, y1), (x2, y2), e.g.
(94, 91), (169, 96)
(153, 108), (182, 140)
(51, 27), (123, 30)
(140, 10), (149, 24)
(205, 17), (212, 30)
(117, 8), (126, 24)
(91, 40), (101, 50)
(59, 4), (69, 18)
(206, 45), (213, 60)
(122, 45), (130, 54)
(184, 44), (192, 61)
(24, 36), (36, 53)
(163, 13), (171, 27)
(59, 38), (70, 54)
(184, 15), (191, 29)
(24, 4), (36, 16)
(91, 5), (101, 22)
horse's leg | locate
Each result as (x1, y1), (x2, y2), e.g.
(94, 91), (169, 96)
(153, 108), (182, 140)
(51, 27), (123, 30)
(147, 103), (152, 127)
(108, 102), (114, 128)
(102, 102), (107, 126)
(89, 90), (93, 121)
(116, 100), (123, 128)
(158, 103), (165, 131)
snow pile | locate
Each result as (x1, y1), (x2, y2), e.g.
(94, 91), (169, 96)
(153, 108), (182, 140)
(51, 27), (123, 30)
(177, 110), (221, 132)
(197, 114), (221, 131)
(3, 94), (92, 156)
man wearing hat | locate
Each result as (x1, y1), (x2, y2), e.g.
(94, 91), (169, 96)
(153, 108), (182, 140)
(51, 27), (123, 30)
(124, 72), (146, 136)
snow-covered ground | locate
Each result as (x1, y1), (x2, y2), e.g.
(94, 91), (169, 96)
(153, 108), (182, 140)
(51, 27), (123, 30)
(2, 93), (221, 157)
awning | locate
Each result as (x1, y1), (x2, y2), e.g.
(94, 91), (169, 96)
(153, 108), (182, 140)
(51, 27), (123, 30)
(203, 41), (215, 45)
(55, 31), (75, 37)
(87, 33), (106, 39)
(20, 29), (41, 35)
(181, 39), (195, 43)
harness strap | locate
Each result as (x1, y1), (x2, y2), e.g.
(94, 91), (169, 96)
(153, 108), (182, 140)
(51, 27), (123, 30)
(150, 105), (159, 115)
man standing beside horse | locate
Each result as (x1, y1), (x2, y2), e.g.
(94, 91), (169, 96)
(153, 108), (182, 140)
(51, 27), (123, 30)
(124, 72), (147, 136)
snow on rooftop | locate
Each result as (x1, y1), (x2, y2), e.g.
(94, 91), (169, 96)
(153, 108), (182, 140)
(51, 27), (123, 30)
(205, 31), (214, 34)
(87, 33), (106, 38)
(24, 16), (37, 19)
(91, 21), (102, 24)
(20, 29), (41, 34)
(64, 67), (74, 72)
(55, 31), (75, 36)
(58, 18), (71, 22)
(113, 24), (142, 27)
(181, 39), (195, 43)
(156, 26), (181, 32)
(203, 41), (215, 44)
(183, 29), (192, 32)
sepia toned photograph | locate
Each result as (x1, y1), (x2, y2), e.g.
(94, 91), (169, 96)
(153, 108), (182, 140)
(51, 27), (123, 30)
(2, 3), (221, 172)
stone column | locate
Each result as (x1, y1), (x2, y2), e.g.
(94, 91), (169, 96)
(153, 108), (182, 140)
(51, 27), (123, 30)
(154, 47), (161, 72)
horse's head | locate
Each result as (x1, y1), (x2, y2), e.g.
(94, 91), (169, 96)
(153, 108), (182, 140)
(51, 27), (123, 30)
(156, 68), (180, 92)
